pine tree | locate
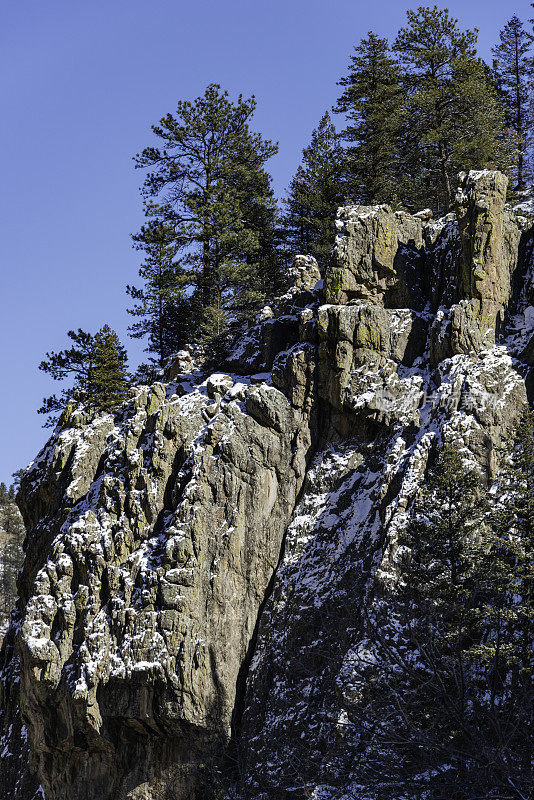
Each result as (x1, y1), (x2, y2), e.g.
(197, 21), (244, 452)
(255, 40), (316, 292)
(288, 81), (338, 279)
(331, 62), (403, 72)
(134, 84), (281, 345)
(464, 413), (534, 797)
(478, 411), (534, 679)
(127, 222), (191, 366)
(282, 112), (346, 266)
(343, 445), (530, 799)
(87, 325), (129, 413)
(38, 329), (95, 425)
(0, 503), (24, 540)
(451, 57), (514, 176)
(492, 15), (534, 190)
(39, 326), (129, 423)
(393, 6), (511, 212)
(334, 32), (402, 204)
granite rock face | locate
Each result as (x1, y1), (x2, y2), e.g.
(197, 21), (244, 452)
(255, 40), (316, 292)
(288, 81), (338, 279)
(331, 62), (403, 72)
(1, 170), (533, 800)
(2, 372), (317, 800)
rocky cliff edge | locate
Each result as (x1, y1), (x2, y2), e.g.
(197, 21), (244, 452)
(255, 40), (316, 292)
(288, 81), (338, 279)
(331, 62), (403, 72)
(1, 170), (533, 800)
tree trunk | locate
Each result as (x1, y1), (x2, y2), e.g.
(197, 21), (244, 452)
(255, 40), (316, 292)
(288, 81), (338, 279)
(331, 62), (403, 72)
(439, 140), (452, 212)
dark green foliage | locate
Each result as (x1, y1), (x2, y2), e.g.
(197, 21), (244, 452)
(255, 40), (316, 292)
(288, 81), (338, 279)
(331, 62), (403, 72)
(38, 326), (129, 424)
(492, 15), (534, 190)
(282, 112), (347, 267)
(86, 326), (129, 413)
(127, 222), (191, 366)
(334, 32), (403, 204)
(0, 501), (24, 539)
(335, 8), (514, 213)
(38, 328), (95, 390)
(480, 411), (534, 677)
(133, 84), (281, 347)
(393, 6), (512, 212)
(38, 329), (96, 425)
(10, 471), (23, 494)
(345, 444), (532, 799)
(0, 486), (12, 510)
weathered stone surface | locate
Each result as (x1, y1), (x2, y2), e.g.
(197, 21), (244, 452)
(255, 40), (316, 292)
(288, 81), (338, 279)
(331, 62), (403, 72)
(429, 298), (500, 365)
(456, 170), (520, 306)
(1, 169), (533, 800)
(166, 344), (205, 380)
(271, 344), (317, 412)
(327, 205), (402, 304)
(223, 255), (323, 376)
(286, 254), (322, 290)
(317, 303), (428, 410)
(328, 171), (523, 323)
(239, 348), (527, 800)
(1, 371), (317, 800)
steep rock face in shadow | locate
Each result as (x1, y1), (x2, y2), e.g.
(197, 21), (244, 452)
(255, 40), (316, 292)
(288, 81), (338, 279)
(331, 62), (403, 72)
(0, 170), (533, 800)
(239, 173), (532, 796)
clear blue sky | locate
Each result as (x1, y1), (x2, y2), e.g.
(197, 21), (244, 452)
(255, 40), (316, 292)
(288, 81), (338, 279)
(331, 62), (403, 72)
(1, 0), (531, 485)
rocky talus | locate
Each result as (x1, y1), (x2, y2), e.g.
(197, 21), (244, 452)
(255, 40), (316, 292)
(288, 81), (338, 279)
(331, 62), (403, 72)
(1, 170), (533, 799)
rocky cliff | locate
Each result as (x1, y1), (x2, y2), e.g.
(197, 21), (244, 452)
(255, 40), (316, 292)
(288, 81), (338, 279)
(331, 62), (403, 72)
(1, 170), (533, 800)
(0, 499), (24, 644)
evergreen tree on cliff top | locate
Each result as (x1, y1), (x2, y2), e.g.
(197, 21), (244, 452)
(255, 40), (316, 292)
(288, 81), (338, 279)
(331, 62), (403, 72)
(282, 112), (346, 268)
(39, 325), (129, 424)
(126, 222), (191, 367)
(393, 6), (512, 212)
(468, 412), (533, 796)
(38, 328), (96, 425)
(334, 32), (403, 204)
(87, 325), (129, 413)
(133, 84), (281, 346)
(492, 15), (534, 190)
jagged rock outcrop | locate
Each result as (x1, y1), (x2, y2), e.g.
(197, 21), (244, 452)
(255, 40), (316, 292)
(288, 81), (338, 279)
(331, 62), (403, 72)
(2, 371), (317, 799)
(1, 170), (533, 800)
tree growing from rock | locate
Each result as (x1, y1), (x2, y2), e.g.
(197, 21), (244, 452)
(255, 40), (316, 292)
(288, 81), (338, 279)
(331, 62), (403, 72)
(127, 222), (191, 366)
(393, 6), (512, 212)
(492, 15), (534, 190)
(133, 84), (281, 345)
(38, 328), (96, 424)
(469, 412), (534, 796)
(39, 325), (129, 424)
(480, 411), (533, 678)
(334, 31), (402, 204)
(282, 112), (347, 267)
(333, 8), (513, 213)
(87, 325), (129, 413)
